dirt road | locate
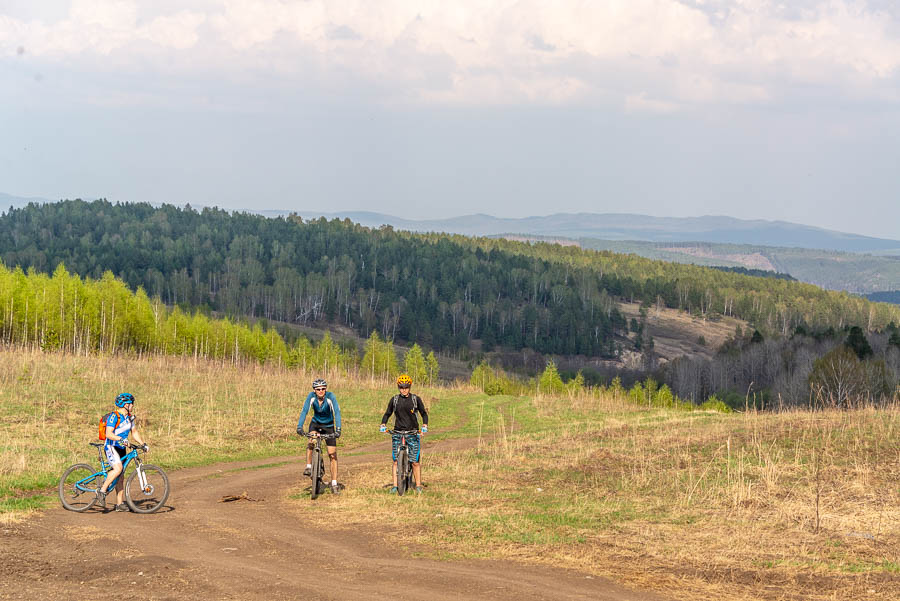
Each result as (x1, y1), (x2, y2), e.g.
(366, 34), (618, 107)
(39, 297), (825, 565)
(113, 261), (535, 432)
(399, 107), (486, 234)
(1, 438), (670, 601)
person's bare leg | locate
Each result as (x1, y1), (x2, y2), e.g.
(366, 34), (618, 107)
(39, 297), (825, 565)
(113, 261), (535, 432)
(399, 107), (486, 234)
(98, 462), (122, 506)
(412, 462), (422, 487)
(327, 445), (338, 482)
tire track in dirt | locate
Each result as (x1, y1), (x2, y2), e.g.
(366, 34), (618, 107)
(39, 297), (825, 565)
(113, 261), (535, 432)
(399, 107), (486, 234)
(1, 436), (671, 601)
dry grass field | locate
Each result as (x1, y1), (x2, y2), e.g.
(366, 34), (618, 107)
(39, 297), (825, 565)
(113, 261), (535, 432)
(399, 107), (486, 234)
(0, 347), (460, 516)
(296, 391), (900, 601)
(2, 347), (897, 600)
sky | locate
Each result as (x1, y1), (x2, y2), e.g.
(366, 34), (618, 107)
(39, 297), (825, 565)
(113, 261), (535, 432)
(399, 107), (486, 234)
(2, 1), (900, 238)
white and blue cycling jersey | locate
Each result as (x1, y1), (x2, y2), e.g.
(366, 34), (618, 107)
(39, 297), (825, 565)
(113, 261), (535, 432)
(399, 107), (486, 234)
(103, 412), (134, 464)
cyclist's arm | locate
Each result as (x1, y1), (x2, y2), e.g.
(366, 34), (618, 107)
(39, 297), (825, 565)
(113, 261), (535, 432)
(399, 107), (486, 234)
(296, 393), (314, 431)
(380, 398), (394, 426)
(328, 392), (342, 430)
(130, 420), (146, 446)
(416, 396), (428, 426)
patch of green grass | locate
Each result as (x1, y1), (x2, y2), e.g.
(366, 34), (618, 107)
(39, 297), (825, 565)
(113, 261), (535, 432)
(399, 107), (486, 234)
(0, 494), (53, 513)
(838, 561), (900, 574)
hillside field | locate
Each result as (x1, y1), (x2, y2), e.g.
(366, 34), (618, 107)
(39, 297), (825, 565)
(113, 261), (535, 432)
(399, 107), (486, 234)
(618, 302), (747, 363)
(579, 239), (900, 294)
(1, 348), (897, 600)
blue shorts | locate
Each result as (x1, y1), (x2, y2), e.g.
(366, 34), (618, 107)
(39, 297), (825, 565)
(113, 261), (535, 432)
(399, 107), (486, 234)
(391, 432), (420, 462)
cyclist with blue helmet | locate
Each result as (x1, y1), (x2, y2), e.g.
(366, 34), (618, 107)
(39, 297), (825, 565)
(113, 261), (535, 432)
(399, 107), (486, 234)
(97, 393), (148, 512)
(297, 378), (342, 494)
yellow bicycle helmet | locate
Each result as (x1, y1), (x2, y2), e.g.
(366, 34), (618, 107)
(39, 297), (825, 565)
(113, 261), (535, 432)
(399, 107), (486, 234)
(396, 374), (413, 388)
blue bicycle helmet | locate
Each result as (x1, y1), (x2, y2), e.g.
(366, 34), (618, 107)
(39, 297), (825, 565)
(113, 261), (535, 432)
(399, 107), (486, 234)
(115, 393), (135, 407)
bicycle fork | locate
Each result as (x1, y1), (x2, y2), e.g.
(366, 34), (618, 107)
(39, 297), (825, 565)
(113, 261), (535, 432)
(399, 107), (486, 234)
(134, 463), (151, 494)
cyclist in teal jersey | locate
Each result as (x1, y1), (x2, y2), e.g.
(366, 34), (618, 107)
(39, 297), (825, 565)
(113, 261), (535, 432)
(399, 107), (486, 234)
(97, 393), (148, 512)
(297, 378), (342, 494)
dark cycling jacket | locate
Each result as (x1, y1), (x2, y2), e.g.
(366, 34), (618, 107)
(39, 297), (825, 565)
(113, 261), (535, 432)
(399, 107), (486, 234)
(381, 393), (428, 431)
(297, 391), (342, 430)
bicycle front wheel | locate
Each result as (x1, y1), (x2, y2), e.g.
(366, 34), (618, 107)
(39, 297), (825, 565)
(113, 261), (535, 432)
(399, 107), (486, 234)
(397, 448), (409, 496)
(310, 447), (322, 500)
(125, 464), (170, 514)
(59, 463), (102, 512)
(403, 457), (415, 492)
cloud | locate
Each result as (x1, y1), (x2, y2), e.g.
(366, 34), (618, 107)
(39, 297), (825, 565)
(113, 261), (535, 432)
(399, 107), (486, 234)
(625, 92), (680, 114)
(1, 1), (206, 57)
(2, 0), (900, 109)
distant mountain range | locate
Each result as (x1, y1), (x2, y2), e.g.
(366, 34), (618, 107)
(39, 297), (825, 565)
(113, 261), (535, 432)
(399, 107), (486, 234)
(0, 192), (54, 209)
(7, 194), (897, 254)
(271, 210), (900, 255)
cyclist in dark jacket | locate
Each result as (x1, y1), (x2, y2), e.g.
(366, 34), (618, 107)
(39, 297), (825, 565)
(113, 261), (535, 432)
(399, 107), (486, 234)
(297, 378), (342, 494)
(379, 374), (428, 493)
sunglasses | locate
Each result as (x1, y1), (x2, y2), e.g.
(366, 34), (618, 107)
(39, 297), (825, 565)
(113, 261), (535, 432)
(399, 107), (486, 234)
(314, 387), (326, 391)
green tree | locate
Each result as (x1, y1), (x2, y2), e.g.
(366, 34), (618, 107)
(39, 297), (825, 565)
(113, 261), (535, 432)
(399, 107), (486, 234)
(845, 326), (873, 359)
(609, 376), (624, 400)
(361, 330), (382, 379)
(425, 351), (440, 386)
(404, 343), (427, 385)
(538, 359), (565, 395)
(566, 370), (585, 396)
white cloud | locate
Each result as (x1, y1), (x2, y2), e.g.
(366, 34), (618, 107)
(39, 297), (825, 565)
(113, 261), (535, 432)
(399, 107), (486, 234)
(625, 92), (681, 114)
(70, 0), (137, 30)
(2, 0), (900, 108)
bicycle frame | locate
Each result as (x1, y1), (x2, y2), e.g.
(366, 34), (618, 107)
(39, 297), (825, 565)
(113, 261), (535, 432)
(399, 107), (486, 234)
(386, 429), (418, 495)
(305, 432), (337, 499)
(75, 444), (143, 495)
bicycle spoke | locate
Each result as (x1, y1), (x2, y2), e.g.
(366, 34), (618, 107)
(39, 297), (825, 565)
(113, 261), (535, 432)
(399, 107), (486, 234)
(126, 465), (170, 513)
(59, 464), (103, 512)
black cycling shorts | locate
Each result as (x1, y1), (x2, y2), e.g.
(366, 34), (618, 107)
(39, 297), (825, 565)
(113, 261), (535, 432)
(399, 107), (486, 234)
(309, 422), (337, 447)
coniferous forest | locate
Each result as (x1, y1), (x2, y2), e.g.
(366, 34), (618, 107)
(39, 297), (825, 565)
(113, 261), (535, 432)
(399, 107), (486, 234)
(3, 200), (900, 408)
(3, 199), (900, 362)
(0, 200), (624, 357)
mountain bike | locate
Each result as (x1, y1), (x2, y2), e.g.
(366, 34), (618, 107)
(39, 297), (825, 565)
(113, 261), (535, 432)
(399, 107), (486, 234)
(305, 432), (337, 500)
(387, 429), (418, 496)
(58, 442), (170, 513)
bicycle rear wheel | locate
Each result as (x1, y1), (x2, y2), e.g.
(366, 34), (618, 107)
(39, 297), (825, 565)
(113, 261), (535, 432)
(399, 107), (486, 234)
(403, 457), (415, 492)
(59, 463), (102, 512)
(397, 448), (409, 496)
(125, 465), (170, 514)
(310, 446), (322, 500)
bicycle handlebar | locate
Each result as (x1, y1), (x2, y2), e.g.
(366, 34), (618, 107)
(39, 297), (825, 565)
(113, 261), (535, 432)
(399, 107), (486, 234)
(90, 441), (146, 450)
(387, 429), (420, 435)
(305, 432), (338, 440)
